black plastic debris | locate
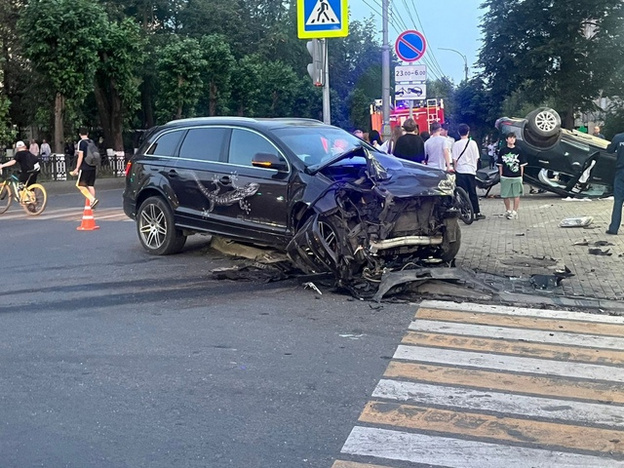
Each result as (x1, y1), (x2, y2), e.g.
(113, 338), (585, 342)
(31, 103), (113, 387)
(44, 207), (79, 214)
(530, 265), (574, 291)
(588, 248), (612, 256)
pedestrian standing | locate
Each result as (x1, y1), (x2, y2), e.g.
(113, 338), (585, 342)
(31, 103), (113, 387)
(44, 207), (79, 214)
(393, 118), (425, 163)
(353, 129), (364, 139)
(69, 127), (98, 209)
(424, 122), (453, 171)
(593, 126), (605, 139)
(29, 139), (40, 158)
(368, 130), (383, 149)
(497, 132), (527, 219)
(605, 131), (624, 235)
(487, 140), (498, 168)
(452, 124), (485, 220)
(380, 126), (404, 154)
(40, 139), (52, 163)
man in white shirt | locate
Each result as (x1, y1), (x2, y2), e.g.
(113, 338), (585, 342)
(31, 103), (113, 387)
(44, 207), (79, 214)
(452, 123), (485, 220)
(424, 122), (453, 171)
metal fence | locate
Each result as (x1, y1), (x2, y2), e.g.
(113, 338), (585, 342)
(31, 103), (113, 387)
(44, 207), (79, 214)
(0, 153), (127, 181)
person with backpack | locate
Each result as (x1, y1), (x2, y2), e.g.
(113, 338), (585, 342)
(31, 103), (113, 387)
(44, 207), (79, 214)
(69, 127), (99, 209)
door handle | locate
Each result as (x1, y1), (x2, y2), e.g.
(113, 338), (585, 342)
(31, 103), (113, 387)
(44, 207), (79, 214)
(168, 169), (178, 178)
(220, 176), (231, 184)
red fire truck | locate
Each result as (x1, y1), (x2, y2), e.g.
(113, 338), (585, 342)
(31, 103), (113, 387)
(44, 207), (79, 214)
(371, 98), (445, 134)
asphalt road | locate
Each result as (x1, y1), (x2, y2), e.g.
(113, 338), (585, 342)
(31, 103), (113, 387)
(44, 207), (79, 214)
(0, 181), (414, 467)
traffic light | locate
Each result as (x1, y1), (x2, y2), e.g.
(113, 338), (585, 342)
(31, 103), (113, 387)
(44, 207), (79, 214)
(306, 39), (325, 87)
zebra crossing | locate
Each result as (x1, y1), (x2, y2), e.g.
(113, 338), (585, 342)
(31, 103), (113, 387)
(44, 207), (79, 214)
(0, 206), (130, 222)
(334, 300), (624, 468)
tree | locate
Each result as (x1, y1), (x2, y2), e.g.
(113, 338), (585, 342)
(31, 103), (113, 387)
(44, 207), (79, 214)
(479, 0), (624, 128)
(451, 77), (493, 145)
(198, 35), (236, 116)
(94, 18), (145, 151)
(154, 37), (207, 122)
(18, 0), (106, 152)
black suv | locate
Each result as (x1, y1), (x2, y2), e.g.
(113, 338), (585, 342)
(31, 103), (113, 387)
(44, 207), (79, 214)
(123, 117), (460, 284)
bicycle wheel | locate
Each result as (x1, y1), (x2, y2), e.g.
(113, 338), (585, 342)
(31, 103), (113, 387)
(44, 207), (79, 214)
(455, 186), (474, 225)
(0, 183), (12, 214)
(21, 184), (47, 216)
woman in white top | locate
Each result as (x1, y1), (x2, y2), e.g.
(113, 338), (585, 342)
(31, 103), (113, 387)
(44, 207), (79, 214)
(452, 123), (485, 220)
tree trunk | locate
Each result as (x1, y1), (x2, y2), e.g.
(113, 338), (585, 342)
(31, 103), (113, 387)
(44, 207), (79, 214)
(94, 76), (125, 152)
(563, 106), (575, 130)
(53, 92), (64, 154)
(209, 82), (217, 116)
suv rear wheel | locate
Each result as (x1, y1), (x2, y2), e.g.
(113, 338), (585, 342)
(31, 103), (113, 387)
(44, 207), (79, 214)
(137, 196), (186, 255)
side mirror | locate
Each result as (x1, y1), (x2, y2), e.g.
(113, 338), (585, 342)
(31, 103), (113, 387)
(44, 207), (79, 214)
(251, 153), (288, 172)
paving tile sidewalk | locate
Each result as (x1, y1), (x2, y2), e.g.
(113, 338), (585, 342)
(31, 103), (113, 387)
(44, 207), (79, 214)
(457, 185), (623, 302)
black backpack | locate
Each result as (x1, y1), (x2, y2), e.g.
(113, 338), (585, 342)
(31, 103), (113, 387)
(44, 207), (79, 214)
(83, 139), (101, 167)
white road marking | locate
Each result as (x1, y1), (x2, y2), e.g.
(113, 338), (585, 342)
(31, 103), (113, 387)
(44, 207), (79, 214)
(395, 344), (624, 382)
(373, 379), (624, 427)
(409, 319), (624, 350)
(341, 426), (624, 468)
(420, 300), (624, 324)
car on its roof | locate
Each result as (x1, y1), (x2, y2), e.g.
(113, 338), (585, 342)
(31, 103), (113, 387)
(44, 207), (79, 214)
(122, 117), (460, 292)
(495, 107), (615, 197)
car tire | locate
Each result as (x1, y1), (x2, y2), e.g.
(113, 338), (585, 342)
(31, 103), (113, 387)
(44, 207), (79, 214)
(526, 107), (561, 138)
(137, 196), (186, 255)
(439, 217), (461, 262)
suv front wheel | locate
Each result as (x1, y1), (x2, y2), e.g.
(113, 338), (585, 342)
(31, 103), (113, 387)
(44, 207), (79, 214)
(137, 196), (186, 255)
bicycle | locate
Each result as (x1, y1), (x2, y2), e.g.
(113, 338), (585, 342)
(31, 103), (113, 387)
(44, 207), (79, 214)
(454, 186), (474, 225)
(0, 171), (47, 216)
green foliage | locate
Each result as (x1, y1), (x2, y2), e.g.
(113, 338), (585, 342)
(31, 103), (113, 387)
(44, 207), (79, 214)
(18, 0), (106, 101)
(479, 0), (624, 127)
(198, 35), (236, 116)
(602, 101), (624, 140)
(450, 77), (493, 144)
(0, 93), (16, 148)
(155, 37), (207, 122)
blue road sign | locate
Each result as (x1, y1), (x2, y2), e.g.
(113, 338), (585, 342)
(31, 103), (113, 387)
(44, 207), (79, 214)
(297, 0), (348, 38)
(395, 30), (427, 62)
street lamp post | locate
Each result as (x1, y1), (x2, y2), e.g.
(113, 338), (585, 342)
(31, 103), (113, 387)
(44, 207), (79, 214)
(439, 47), (469, 81)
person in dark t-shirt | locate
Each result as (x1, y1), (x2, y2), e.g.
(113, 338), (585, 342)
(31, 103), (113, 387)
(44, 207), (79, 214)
(497, 132), (527, 219)
(393, 118), (425, 163)
(0, 140), (41, 185)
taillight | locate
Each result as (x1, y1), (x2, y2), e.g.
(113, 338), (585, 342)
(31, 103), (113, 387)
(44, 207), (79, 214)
(124, 161), (132, 177)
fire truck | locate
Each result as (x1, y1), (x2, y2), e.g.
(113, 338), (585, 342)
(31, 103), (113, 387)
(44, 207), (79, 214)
(370, 98), (445, 134)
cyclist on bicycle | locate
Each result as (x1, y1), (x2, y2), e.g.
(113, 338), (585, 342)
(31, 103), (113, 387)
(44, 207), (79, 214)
(0, 140), (41, 186)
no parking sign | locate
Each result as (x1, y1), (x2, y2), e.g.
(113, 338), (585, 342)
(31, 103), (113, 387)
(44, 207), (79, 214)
(395, 30), (427, 62)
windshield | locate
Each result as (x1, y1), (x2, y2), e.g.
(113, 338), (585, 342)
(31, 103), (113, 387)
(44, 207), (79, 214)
(273, 126), (374, 166)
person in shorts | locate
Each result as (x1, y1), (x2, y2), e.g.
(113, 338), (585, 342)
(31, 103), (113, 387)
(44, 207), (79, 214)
(0, 140), (41, 186)
(69, 127), (98, 208)
(497, 132), (527, 219)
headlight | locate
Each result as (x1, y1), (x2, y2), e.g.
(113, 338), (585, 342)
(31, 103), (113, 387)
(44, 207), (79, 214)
(437, 174), (455, 195)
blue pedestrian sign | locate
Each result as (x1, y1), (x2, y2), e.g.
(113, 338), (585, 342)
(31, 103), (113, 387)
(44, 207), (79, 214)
(297, 0), (348, 39)
(395, 30), (427, 62)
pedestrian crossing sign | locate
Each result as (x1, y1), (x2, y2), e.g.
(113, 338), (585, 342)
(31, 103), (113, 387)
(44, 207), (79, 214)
(297, 0), (348, 38)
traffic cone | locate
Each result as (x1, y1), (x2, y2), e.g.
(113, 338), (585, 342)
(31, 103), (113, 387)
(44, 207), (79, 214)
(76, 198), (100, 231)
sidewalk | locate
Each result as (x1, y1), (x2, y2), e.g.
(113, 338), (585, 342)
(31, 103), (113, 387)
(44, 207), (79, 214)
(44, 176), (125, 195)
(457, 184), (623, 305)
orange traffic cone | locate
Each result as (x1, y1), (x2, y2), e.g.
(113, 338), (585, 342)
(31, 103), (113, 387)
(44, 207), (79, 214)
(76, 198), (100, 231)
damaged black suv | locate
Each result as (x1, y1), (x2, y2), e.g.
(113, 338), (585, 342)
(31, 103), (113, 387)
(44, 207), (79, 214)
(123, 117), (460, 285)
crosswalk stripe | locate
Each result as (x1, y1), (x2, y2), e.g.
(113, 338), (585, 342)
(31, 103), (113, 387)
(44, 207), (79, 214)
(416, 308), (624, 337)
(360, 401), (624, 455)
(420, 299), (624, 324)
(410, 319), (624, 349)
(395, 345), (624, 382)
(332, 461), (394, 468)
(341, 426), (624, 468)
(373, 379), (624, 428)
(402, 331), (624, 365)
(384, 361), (624, 404)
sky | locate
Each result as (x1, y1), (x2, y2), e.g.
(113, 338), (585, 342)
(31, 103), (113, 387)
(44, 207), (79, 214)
(349, 0), (485, 84)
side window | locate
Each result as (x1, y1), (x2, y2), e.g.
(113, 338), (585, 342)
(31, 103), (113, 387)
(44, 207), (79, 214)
(179, 127), (228, 162)
(145, 130), (184, 157)
(228, 129), (282, 167)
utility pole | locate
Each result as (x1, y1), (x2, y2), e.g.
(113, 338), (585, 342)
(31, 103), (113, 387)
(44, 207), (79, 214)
(439, 47), (469, 81)
(381, 0), (391, 140)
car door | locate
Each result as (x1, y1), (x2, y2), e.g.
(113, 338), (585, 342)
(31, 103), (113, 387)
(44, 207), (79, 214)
(170, 126), (229, 230)
(209, 127), (291, 245)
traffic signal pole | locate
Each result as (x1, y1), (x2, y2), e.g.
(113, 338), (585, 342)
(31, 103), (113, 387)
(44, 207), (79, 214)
(322, 39), (331, 124)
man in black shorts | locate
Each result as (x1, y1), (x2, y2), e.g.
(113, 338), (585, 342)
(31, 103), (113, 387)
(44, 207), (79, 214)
(69, 127), (98, 208)
(0, 140), (41, 185)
